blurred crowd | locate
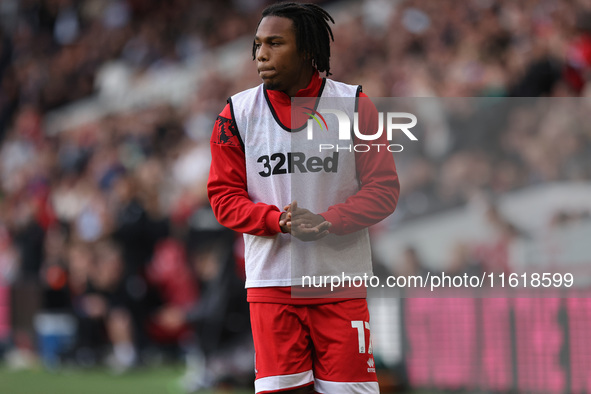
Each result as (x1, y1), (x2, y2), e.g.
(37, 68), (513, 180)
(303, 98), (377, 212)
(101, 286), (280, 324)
(1, 0), (591, 390)
(0, 0), (262, 136)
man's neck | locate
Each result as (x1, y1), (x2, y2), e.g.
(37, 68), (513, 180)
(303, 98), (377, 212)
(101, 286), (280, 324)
(283, 67), (316, 97)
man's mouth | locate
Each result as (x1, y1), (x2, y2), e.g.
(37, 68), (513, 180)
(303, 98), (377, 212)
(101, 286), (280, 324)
(258, 68), (275, 78)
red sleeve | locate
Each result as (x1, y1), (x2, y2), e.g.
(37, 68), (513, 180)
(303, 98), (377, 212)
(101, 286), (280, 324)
(319, 92), (400, 235)
(207, 104), (283, 236)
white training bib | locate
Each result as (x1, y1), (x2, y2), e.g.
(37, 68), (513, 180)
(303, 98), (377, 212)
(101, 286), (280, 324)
(230, 79), (372, 288)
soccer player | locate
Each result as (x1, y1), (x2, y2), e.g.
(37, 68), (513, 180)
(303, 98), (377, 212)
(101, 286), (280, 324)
(207, 2), (399, 393)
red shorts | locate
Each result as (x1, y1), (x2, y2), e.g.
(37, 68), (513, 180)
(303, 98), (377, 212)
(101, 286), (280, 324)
(250, 299), (379, 393)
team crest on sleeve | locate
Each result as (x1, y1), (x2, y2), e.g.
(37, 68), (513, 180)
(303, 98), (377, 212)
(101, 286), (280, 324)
(216, 116), (241, 147)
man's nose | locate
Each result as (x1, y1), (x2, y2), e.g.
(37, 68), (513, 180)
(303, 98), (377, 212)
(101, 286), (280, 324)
(257, 43), (269, 62)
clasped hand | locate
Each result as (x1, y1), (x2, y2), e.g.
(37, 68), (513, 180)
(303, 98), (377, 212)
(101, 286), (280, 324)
(279, 200), (331, 242)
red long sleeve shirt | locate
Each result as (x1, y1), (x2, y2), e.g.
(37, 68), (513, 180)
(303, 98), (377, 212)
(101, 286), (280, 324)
(208, 72), (399, 234)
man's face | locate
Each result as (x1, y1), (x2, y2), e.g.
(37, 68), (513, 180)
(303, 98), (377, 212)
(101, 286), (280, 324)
(254, 16), (309, 93)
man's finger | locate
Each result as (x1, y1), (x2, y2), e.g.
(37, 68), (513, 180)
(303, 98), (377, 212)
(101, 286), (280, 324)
(295, 225), (318, 234)
(291, 228), (330, 242)
(280, 212), (292, 223)
(295, 221), (331, 234)
(316, 221), (332, 231)
(316, 230), (330, 238)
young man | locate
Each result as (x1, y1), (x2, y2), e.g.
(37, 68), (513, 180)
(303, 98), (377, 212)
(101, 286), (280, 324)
(207, 2), (399, 393)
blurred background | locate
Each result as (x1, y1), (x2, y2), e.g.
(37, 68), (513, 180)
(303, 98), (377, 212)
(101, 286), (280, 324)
(1, 0), (591, 393)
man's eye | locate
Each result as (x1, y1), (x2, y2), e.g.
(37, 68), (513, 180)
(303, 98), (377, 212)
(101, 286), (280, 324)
(254, 43), (261, 49)
(271, 42), (280, 46)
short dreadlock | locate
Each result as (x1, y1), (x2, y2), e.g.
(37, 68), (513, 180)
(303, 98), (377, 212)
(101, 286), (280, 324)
(252, 2), (335, 76)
